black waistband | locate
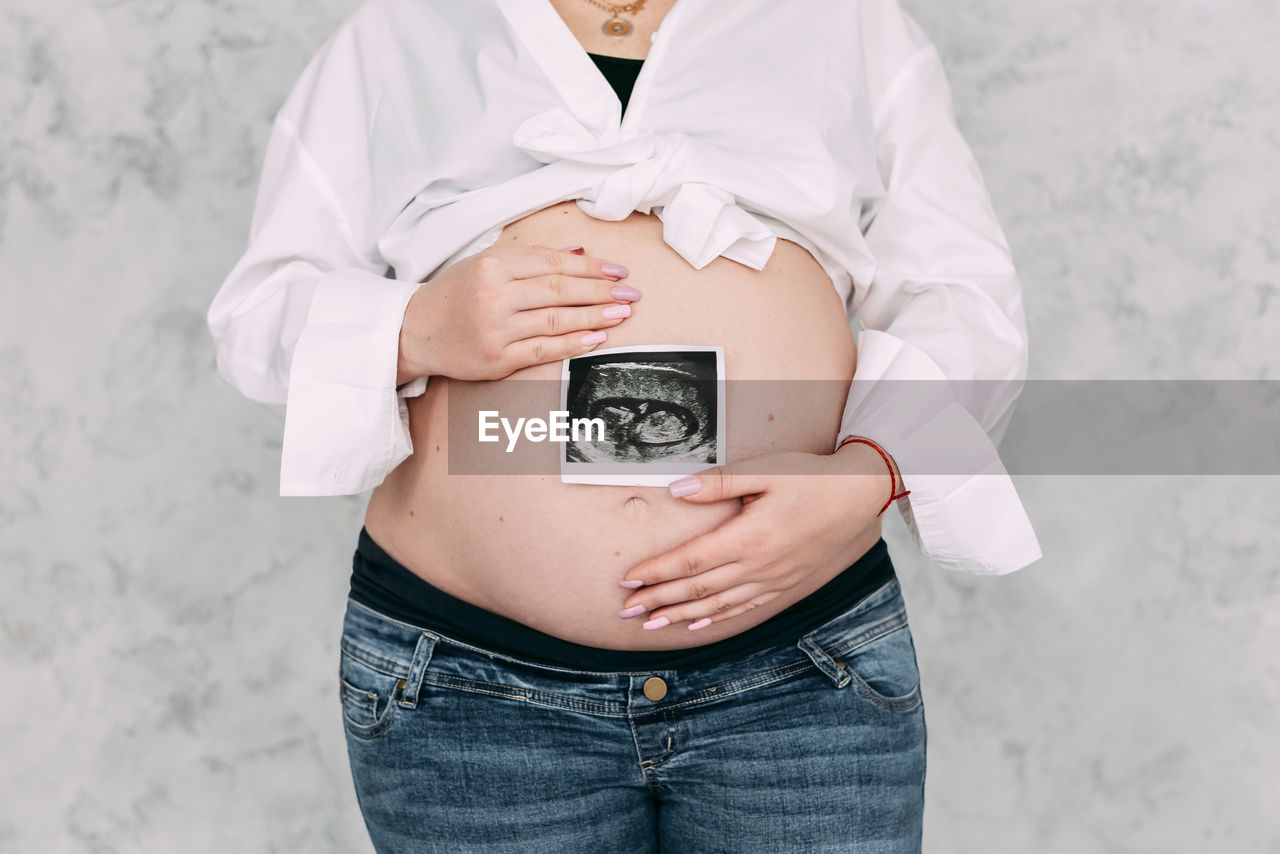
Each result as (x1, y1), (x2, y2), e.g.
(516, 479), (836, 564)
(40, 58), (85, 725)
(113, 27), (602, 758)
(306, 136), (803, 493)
(348, 526), (894, 672)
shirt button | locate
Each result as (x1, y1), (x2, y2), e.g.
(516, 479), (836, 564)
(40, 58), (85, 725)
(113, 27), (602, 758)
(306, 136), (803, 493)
(643, 676), (667, 701)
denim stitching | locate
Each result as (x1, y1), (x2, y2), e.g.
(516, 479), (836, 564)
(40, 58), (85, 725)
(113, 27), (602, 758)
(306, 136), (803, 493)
(418, 659), (823, 717)
(345, 582), (904, 679)
(657, 665), (816, 712)
(823, 615), (922, 711)
(338, 643), (406, 739)
(342, 685), (400, 740)
(346, 600), (633, 676)
(627, 719), (649, 765)
(424, 674), (621, 715)
(340, 677), (378, 707)
(398, 632), (437, 709)
(842, 665), (922, 712)
(345, 708), (397, 740)
(640, 710), (679, 770)
(346, 597), (804, 678)
(823, 611), (909, 661)
(699, 657), (814, 695)
(341, 588), (911, 715)
(340, 639), (408, 677)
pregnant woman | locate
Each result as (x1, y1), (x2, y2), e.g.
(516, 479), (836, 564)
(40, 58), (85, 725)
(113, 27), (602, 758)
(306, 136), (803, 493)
(207, 0), (1042, 851)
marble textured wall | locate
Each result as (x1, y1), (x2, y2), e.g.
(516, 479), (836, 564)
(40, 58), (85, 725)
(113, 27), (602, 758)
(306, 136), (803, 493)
(1, 0), (1276, 851)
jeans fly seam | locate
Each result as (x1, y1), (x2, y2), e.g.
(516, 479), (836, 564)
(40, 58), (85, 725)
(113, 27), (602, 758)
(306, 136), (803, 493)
(638, 724), (678, 771)
(625, 713), (665, 793)
(664, 709), (680, 762)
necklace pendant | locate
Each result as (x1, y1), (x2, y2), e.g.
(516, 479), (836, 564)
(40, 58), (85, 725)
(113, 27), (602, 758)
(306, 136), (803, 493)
(603, 16), (633, 37)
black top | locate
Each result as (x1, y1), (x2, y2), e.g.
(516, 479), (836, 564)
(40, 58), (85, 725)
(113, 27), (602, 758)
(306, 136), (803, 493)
(586, 51), (645, 117)
(348, 526), (895, 672)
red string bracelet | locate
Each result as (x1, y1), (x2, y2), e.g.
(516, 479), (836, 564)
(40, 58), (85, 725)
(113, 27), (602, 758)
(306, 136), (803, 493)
(836, 436), (912, 517)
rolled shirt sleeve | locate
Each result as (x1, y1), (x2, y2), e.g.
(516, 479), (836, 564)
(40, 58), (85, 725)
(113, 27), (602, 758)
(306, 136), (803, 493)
(835, 1), (1043, 575)
(206, 20), (427, 497)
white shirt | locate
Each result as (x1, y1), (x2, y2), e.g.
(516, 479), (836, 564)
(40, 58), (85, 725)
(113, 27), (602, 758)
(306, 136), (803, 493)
(206, 0), (1043, 576)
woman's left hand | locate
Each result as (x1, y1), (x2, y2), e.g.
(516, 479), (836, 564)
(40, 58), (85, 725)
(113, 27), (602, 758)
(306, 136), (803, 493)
(616, 443), (896, 631)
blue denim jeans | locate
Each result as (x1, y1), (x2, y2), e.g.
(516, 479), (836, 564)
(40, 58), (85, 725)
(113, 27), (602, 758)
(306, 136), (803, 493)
(338, 574), (926, 853)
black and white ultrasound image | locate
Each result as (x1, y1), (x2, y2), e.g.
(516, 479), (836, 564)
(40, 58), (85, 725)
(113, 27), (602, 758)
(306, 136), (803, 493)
(565, 351), (719, 465)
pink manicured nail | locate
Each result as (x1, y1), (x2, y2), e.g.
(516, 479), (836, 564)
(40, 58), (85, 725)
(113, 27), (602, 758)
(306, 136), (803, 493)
(602, 263), (629, 278)
(559, 245), (584, 252)
(688, 618), (712, 631)
(618, 604), (646, 618)
(611, 285), (641, 301)
(668, 476), (701, 497)
(602, 304), (631, 319)
(581, 331), (608, 346)
(618, 579), (643, 589)
(643, 616), (670, 630)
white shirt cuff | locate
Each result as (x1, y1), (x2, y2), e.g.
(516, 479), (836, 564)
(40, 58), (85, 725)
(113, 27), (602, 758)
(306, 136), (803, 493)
(279, 272), (424, 496)
(837, 328), (1042, 575)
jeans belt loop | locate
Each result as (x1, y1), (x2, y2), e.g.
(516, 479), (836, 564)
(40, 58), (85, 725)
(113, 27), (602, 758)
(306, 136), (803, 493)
(796, 633), (852, 689)
(398, 632), (439, 710)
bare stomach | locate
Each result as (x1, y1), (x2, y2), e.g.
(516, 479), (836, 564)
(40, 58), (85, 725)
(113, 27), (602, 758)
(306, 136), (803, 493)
(364, 201), (883, 650)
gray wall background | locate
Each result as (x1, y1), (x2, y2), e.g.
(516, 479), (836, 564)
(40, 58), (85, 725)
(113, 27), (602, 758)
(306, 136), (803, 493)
(2, 0), (1277, 850)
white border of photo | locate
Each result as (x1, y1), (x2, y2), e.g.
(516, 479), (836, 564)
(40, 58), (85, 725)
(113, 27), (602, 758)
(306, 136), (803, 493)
(558, 344), (726, 486)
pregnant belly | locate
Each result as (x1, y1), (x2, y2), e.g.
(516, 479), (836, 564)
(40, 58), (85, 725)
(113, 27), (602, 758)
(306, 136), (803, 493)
(364, 201), (879, 650)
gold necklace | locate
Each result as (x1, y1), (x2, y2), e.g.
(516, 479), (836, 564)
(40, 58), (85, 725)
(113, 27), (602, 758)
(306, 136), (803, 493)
(580, 0), (649, 38)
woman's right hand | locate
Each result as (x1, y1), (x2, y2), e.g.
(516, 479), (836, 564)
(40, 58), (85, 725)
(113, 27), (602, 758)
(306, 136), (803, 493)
(396, 244), (640, 383)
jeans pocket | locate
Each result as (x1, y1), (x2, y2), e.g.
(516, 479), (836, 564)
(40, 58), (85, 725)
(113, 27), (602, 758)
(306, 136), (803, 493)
(827, 615), (922, 713)
(338, 645), (407, 740)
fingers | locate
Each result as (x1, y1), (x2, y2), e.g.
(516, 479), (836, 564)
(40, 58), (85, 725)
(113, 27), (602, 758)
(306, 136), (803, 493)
(666, 464), (772, 503)
(692, 592), (780, 626)
(501, 244), (631, 287)
(618, 564), (785, 631)
(641, 586), (783, 631)
(619, 564), (754, 624)
(620, 517), (754, 590)
(507, 273), (641, 312)
(480, 245), (641, 370)
(509, 302), (632, 340)
(501, 327), (614, 368)
(496, 245), (638, 310)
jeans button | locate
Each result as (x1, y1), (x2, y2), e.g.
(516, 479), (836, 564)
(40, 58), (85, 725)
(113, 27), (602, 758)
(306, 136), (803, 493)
(643, 676), (668, 701)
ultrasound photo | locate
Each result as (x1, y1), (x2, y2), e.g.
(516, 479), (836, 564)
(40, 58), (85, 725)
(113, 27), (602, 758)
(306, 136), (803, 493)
(560, 346), (726, 486)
